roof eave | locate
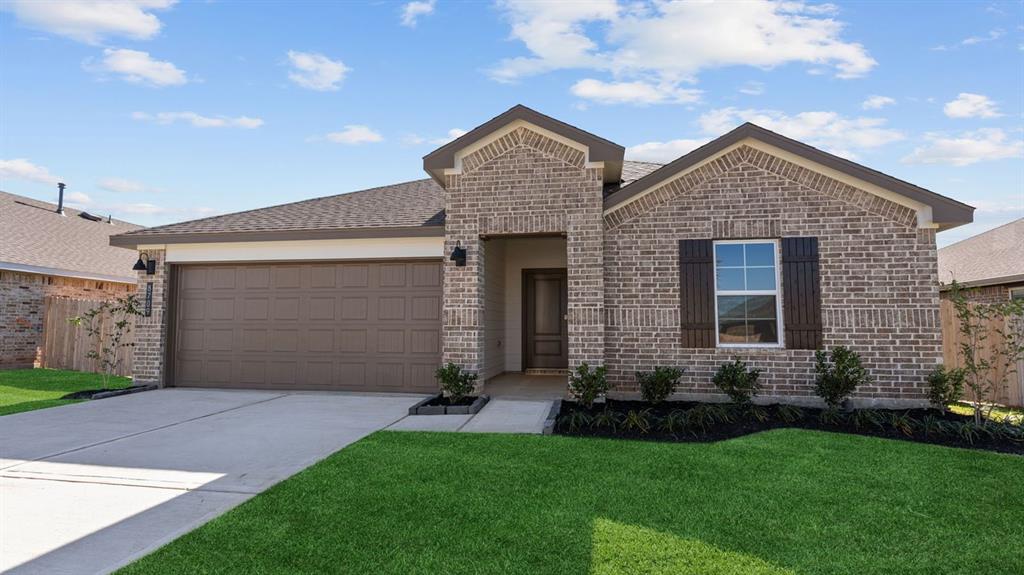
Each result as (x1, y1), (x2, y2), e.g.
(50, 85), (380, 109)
(110, 225), (446, 249)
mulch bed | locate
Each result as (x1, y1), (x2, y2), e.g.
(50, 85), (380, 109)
(555, 399), (1024, 455)
(60, 385), (149, 400)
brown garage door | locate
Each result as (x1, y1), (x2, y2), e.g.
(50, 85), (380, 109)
(170, 260), (442, 392)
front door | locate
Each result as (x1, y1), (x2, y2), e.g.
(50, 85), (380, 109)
(523, 269), (568, 370)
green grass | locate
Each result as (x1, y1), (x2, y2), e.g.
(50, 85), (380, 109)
(120, 429), (1024, 575)
(0, 368), (131, 416)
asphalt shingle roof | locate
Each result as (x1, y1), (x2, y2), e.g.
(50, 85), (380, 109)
(1, 191), (142, 282)
(113, 161), (664, 242)
(937, 218), (1024, 286)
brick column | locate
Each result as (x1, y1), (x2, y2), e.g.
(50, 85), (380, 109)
(442, 214), (485, 375)
(132, 249), (169, 386)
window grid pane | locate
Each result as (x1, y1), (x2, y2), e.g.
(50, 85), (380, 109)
(714, 241), (780, 345)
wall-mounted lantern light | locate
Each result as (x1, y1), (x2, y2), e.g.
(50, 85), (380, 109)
(450, 241), (467, 267)
(133, 252), (157, 275)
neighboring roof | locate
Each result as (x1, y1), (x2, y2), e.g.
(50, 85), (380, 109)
(938, 218), (1024, 288)
(111, 179), (446, 248)
(620, 160), (663, 186)
(603, 122), (975, 230)
(1, 190), (142, 282)
(423, 104), (625, 186)
(110, 161), (660, 249)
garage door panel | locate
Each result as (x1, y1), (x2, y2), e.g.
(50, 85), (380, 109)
(173, 261), (441, 392)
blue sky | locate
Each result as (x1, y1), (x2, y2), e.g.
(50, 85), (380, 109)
(1, 1), (1021, 246)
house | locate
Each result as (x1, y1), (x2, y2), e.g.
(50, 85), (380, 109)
(938, 217), (1024, 303)
(110, 105), (974, 407)
(1, 189), (142, 369)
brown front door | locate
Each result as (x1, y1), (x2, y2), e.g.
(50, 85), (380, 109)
(523, 268), (568, 370)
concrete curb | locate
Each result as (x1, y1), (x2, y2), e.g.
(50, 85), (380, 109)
(541, 399), (562, 435)
(91, 385), (158, 400)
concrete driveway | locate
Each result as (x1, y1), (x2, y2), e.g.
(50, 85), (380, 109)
(0, 388), (424, 575)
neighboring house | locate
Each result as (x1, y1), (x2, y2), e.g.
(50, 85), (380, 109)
(937, 217), (1024, 303)
(937, 218), (1023, 407)
(111, 105), (974, 406)
(1, 190), (142, 369)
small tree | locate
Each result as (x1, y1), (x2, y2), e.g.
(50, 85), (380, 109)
(69, 294), (143, 388)
(569, 362), (609, 408)
(712, 359), (762, 406)
(435, 362), (478, 403)
(949, 281), (1024, 424)
(635, 366), (683, 403)
(926, 365), (965, 413)
(814, 346), (870, 410)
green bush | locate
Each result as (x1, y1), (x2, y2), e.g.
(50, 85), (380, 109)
(591, 408), (621, 431)
(434, 362), (478, 403)
(776, 404), (804, 423)
(712, 359), (762, 405)
(814, 346), (870, 409)
(569, 362), (609, 408)
(926, 365), (965, 411)
(622, 409), (654, 434)
(635, 366), (684, 403)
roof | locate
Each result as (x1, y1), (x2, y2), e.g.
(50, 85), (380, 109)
(423, 104), (625, 185)
(603, 122), (975, 230)
(938, 218), (1024, 288)
(111, 178), (446, 247)
(112, 163), (660, 248)
(1, 190), (142, 282)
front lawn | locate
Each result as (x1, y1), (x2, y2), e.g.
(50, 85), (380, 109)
(0, 368), (131, 416)
(120, 429), (1023, 575)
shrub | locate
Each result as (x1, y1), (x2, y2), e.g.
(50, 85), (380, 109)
(818, 408), (846, 426)
(851, 409), (885, 431)
(659, 410), (687, 434)
(814, 346), (870, 409)
(748, 405), (770, 423)
(887, 412), (917, 437)
(712, 359), (762, 405)
(569, 362), (609, 408)
(927, 366), (965, 412)
(434, 362), (477, 403)
(635, 366), (684, 403)
(776, 404), (804, 423)
(622, 409), (654, 434)
(591, 408), (621, 431)
(561, 411), (592, 433)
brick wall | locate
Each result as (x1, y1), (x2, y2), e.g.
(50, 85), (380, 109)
(940, 283), (1020, 305)
(130, 250), (169, 385)
(0, 270), (133, 369)
(441, 126), (605, 377)
(604, 145), (942, 406)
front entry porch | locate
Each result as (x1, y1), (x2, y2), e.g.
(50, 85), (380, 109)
(483, 373), (567, 399)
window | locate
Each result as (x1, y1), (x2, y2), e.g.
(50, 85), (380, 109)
(1011, 287), (1024, 301)
(714, 240), (782, 346)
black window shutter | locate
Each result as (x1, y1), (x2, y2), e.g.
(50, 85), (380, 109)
(679, 239), (715, 348)
(781, 237), (823, 350)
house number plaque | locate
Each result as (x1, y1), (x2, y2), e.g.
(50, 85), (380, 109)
(144, 282), (153, 317)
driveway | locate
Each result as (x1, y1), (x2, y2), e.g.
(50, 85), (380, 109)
(0, 388), (424, 575)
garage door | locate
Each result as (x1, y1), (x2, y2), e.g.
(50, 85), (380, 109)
(170, 261), (442, 392)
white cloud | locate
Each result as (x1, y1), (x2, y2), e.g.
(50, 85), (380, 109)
(95, 48), (187, 86)
(0, 158), (60, 184)
(111, 202), (218, 217)
(625, 138), (710, 163)
(943, 93), (1001, 119)
(902, 129), (1024, 167)
(862, 95), (895, 110)
(2, 0), (175, 44)
(324, 125), (384, 145)
(98, 177), (159, 194)
(403, 128), (468, 146)
(132, 111), (264, 128)
(961, 28), (1004, 45)
(286, 51), (349, 91)
(698, 107), (904, 158)
(739, 81), (765, 96)
(490, 0), (875, 85)
(65, 191), (93, 206)
(401, 0), (435, 27)
(570, 78), (701, 105)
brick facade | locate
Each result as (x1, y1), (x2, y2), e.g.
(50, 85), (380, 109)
(130, 249), (170, 386)
(940, 283), (1022, 305)
(441, 126), (605, 377)
(604, 145), (941, 406)
(0, 270), (133, 369)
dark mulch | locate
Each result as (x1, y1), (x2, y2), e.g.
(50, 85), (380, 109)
(419, 394), (479, 408)
(556, 399), (1024, 455)
(60, 385), (147, 400)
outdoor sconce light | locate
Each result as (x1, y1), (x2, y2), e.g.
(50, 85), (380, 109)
(450, 242), (467, 267)
(133, 253), (157, 275)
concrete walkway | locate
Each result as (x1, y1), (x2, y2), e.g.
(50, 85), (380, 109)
(387, 397), (555, 434)
(0, 388), (424, 575)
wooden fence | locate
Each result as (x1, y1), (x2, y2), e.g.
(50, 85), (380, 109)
(940, 299), (1024, 407)
(40, 297), (135, 377)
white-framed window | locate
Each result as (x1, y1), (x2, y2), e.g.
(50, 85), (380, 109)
(713, 239), (783, 347)
(1011, 287), (1024, 301)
